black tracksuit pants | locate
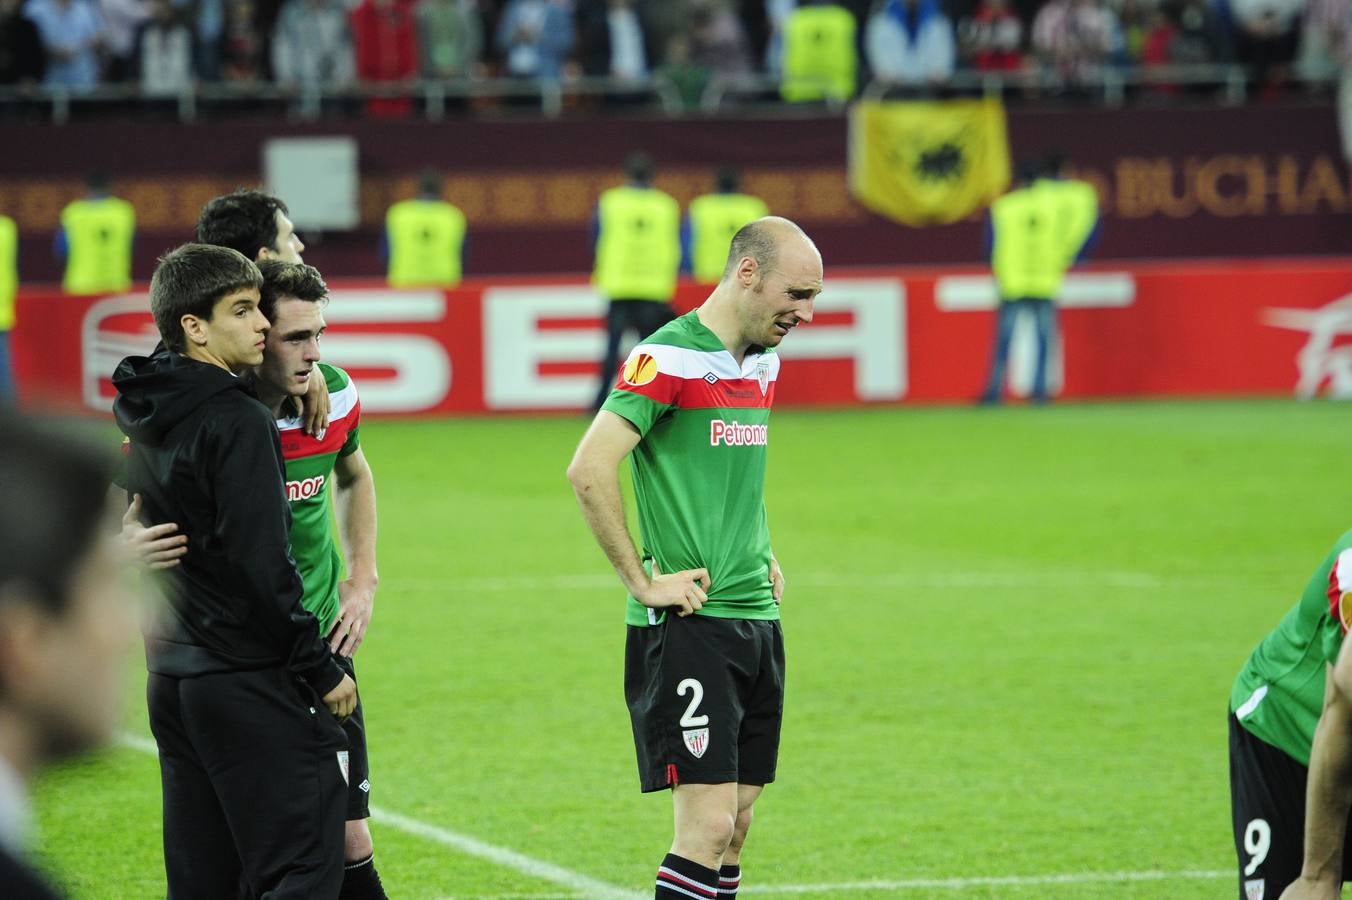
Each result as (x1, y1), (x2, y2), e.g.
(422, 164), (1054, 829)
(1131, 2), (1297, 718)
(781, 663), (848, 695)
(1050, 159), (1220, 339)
(148, 666), (349, 899)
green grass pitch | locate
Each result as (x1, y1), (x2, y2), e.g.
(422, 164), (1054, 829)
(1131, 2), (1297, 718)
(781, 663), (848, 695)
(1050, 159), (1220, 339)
(28, 400), (1352, 898)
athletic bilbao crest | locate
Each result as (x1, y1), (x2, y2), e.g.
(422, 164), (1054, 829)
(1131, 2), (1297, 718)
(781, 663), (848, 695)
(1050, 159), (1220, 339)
(1244, 878), (1264, 900)
(683, 728), (709, 759)
(755, 360), (770, 396)
(337, 750), (350, 785)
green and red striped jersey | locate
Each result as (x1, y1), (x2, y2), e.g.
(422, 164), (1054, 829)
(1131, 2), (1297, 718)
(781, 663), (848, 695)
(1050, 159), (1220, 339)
(1231, 531), (1352, 764)
(601, 310), (779, 627)
(277, 363), (361, 635)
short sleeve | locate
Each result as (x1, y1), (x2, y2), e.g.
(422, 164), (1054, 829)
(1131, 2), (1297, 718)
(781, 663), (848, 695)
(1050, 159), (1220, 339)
(600, 344), (683, 437)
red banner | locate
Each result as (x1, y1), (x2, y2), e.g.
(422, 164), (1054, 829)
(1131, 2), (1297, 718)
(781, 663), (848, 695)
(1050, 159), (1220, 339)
(15, 259), (1352, 416)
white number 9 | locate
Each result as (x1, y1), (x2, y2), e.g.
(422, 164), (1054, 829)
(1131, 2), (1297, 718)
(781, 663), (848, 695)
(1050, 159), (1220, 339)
(1243, 818), (1271, 877)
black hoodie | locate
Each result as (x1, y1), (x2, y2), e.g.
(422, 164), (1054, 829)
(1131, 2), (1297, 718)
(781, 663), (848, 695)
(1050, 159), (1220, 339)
(113, 351), (344, 696)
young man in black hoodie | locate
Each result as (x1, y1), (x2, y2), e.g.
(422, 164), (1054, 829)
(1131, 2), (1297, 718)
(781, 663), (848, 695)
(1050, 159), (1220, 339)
(112, 243), (357, 899)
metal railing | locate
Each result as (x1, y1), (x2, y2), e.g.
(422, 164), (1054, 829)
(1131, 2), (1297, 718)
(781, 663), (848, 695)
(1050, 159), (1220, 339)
(0, 64), (1338, 124)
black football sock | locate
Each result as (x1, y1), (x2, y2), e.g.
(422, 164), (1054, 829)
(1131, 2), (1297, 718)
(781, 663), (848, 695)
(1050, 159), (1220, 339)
(655, 852), (719, 899)
(338, 854), (387, 900)
(717, 863), (741, 897)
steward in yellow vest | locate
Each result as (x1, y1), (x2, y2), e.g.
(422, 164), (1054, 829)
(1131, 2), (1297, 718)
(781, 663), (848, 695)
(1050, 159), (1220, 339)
(0, 214), (16, 399)
(386, 170), (467, 288)
(591, 153), (680, 410)
(781, 3), (857, 103)
(686, 168), (769, 285)
(59, 174), (135, 295)
(980, 157), (1096, 406)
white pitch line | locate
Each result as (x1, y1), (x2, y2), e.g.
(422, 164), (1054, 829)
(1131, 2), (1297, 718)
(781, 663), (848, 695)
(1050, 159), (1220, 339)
(737, 869), (1233, 894)
(116, 734), (641, 900)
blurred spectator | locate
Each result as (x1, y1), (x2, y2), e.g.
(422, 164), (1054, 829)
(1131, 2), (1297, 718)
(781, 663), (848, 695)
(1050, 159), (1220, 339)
(864, 0), (957, 86)
(764, 0), (796, 72)
(495, 0), (574, 80)
(138, 0), (194, 95)
(1140, 3), (1178, 68)
(578, 0), (655, 80)
(101, 0), (153, 81)
(780, 1), (857, 101)
(1115, 0), (1150, 64)
(272, 0), (355, 91)
(25, 0), (104, 90)
(957, 0), (1023, 71)
(350, 0), (419, 116)
(183, 0), (228, 80)
(222, 0), (264, 79)
(1225, 0), (1304, 87)
(416, 0), (483, 78)
(688, 0), (753, 75)
(1032, 0), (1117, 83)
(1306, 0), (1352, 159)
(1166, 0), (1230, 63)
(659, 34), (709, 106)
(0, 0), (45, 85)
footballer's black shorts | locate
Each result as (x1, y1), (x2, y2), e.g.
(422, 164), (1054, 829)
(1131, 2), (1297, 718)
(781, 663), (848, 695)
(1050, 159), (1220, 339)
(333, 653), (372, 821)
(1228, 710), (1352, 899)
(625, 613), (785, 793)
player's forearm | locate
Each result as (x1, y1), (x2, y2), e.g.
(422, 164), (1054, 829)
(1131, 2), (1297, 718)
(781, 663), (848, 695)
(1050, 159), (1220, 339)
(1301, 692), (1352, 881)
(568, 464), (647, 596)
(335, 472), (378, 586)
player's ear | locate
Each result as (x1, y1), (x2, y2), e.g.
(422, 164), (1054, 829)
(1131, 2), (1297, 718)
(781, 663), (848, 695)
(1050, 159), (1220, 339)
(180, 314), (210, 347)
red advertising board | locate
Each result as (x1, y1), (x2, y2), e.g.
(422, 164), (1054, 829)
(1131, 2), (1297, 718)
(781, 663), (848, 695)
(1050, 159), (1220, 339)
(13, 259), (1352, 416)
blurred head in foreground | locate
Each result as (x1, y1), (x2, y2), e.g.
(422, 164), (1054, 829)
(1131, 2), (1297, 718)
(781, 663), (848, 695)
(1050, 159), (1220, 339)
(0, 415), (138, 783)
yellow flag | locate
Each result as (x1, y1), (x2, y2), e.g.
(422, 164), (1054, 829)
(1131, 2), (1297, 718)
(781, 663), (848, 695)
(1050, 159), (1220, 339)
(848, 98), (1011, 227)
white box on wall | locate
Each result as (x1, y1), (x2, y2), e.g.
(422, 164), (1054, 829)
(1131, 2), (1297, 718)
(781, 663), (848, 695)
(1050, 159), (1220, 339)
(262, 137), (360, 231)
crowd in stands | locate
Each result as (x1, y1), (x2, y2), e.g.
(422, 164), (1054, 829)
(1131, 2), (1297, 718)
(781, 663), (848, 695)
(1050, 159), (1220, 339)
(0, 0), (1345, 102)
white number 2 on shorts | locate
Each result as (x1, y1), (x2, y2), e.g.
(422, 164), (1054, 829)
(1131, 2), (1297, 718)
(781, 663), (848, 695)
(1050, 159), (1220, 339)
(677, 678), (709, 727)
(1243, 818), (1271, 877)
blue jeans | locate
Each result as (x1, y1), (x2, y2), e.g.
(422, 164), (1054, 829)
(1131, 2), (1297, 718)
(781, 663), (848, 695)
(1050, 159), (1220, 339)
(0, 331), (13, 404)
(983, 297), (1056, 402)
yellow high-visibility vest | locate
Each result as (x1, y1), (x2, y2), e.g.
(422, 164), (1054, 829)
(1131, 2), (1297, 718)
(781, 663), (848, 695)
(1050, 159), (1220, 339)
(688, 192), (769, 284)
(593, 186), (681, 301)
(781, 5), (857, 103)
(386, 199), (468, 287)
(990, 185), (1072, 300)
(60, 197), (135, 295)
(0, 216), (16, 332)
(1036, 177), (1099, 268)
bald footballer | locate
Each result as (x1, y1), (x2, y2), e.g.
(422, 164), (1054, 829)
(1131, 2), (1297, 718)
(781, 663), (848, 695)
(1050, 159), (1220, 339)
(568, 217), (821, 900)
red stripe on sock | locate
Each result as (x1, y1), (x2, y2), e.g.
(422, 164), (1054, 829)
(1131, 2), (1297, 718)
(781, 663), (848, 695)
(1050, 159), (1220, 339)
(657, 869), (718, 898)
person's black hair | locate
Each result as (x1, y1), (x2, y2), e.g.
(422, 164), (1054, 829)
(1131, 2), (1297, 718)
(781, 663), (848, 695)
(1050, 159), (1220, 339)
(715, 166), (741, 194)
(150, 243), (263, 353)
(625, 153), (655, 186)
(257, 260), (329, 321)
(196, 189), (290, 261)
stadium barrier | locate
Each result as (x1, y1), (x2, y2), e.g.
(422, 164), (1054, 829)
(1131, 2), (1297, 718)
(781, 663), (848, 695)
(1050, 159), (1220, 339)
(13, 257), (1352, 415)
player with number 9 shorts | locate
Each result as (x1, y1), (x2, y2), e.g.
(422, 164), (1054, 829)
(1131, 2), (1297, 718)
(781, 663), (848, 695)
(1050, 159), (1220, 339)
(1229, 531), (1352, 899)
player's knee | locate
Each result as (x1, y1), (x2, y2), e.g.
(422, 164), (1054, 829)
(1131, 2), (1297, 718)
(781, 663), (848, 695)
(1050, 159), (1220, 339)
(729, 807), (754, 852)
(676, 809), (737, 860)
(344, 819), (374, 862)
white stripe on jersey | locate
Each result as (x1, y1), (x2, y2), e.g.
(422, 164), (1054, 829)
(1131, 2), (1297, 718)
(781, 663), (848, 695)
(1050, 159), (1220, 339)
(277, 373), (359, 432)
(1336, 549), (1352, 596)
(627, 342), (781, 383)
(1235, 684), (1268, 720)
